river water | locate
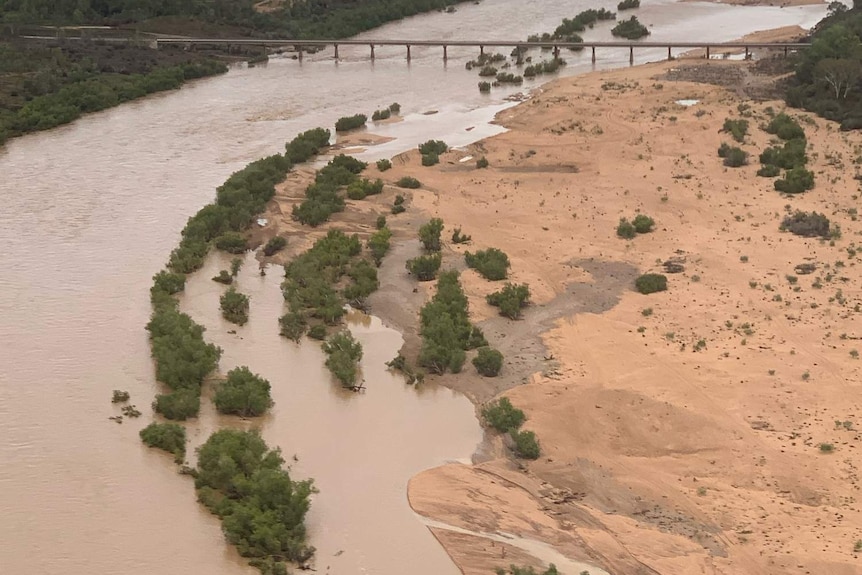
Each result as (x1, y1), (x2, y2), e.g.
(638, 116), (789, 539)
(0, 2), (827, 574)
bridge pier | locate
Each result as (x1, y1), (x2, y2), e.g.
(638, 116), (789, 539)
(706, 46), (710, 59)
(334, 44), (339, 59)
(629, 45), (633, 65)
(443, 45), (447, 61)
(591, 46), (596, 63)
(479, 45), (484, 56)
(406, 44), (411, 61)
(370, 44), (375, 60)
(553, 45), (560, 59)
(298, 46), (303, 61)
(667, 46), (671, 60)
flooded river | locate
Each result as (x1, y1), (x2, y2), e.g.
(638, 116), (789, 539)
(0, 1), (827, 574)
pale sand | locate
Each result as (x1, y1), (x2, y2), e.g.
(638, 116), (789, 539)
(256, 49), (862, 575)
(394, 59), (862, 575)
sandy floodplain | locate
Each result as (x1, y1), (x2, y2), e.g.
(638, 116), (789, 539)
(255, 47), (862, 575)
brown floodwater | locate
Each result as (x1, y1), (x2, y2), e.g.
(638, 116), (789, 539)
(0, 1), (827, 573)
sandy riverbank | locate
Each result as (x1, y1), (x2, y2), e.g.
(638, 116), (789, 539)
(254, 43), (862, 575)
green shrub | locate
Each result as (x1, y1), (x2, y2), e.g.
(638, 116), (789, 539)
(617, 218), (636, 239)
(153, 388), (200, 421)
(482, 397), (526, 432)
(417, 271), (482, 374)
(112, 390), (130, 403)
(478, 65), (498, 77)
(308, 324), (327, 340)
(465, 248), (510, 280)
(473, 347), (504, 377)
(278, 311), (307, 341)
(391, 203), (406, 215)
(140, 422), (187, 463)
(421, 152), (439, 166)
(343, 259), (379, 305)
(418, 140), (448, 155)
(151, 270), (186, 302)
(759, 138), (807, 169)
(780, 211), (832, 238)
(195, 429), (314, 564)
(632, 214), (655, 233)
(510, 429), (541, 459)
(394, 194), (405, 206)
(487, 283), (531, 319)
(451, 227), (472, 244)
(220, 287), (250, 325)
(396, 176), (421, 189)
(635, 273), (668, 294)
(612, 16), (650, 39)
(346, 178), (384, 200)
(757, 164), (781, 177)
(322, 331), (363, 387)
(376, 158), (392, 171)
(722, 118), (749, 142)
(371, 108), (391, 121)
(215, 232), (248, 254)
(406, 253), (442, 281)
(389, 102), (401, 114)
(723, 146), (749, 167)
(284, 127), (331, 163)
(476, 157), (489, 169)
(375, 215), (387, 229)
(214, 366), (273, 417)
(146, 306), (221, 391)
(262, 236), (287, 256)
(419, 218), (444, 252)
(479, 81), (492, 93)
(618, 0), (640, 10)
(774, 166), (815, 193)
(367, 227), (392, 266)
(335, 114), (367, 132)
(212, 270), (233, 285)
(765, 113), (805, 140)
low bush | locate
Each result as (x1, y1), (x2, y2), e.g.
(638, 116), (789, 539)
(479, 81), (492, 93)
(394, 194), (405, 206)
(476, 157), (489, 168)
(421, 152), (439, 166)
(343, 259), (379, 306)
(487, 283), (531, 319)
(495, 72), (523, 84)
(418, 271), (484, 374)
(322, 331), (363, 388)
(212, 270), (233, 284)
(368, 226), (393, 266)
(617, 218), (636, 239)
(335, 114), (367, 132)
(215, 232), (248, 254)
(396, 176), (421, 189)
(371, 108), (391, 121)
(346, 178), (384, 200)
(151, 271), (186, 298)
(765, 113), (805, 140)
(723, 146), (749, 167)
(759, 138), (807, 169)
(406, 253), (442, 281)
(195, 429), (314, 566)
(153, 388), (201, 421)
(635, 273), (668, 294)
(774, 166), (815, 193)
(140, 422), (186, 464)
(146, 305), (221, 393)
(618, 0), (640, 10)
(419, 218), (444, 252)
(722, 118), (749, 142)
(308, 324), (327, 340)
(376, 158), (392, 171)
(465, 248), (510, 280)
(391, 203), (406, 215)
(482, 397), (525, 432)
(632, 214), (655, 233)
(510, 429), (541, 459)
(220, 287), (250, 325)
(262, 236), (287, 257)
(473, 347), (504, 377)
(757, 164), (781, 177)
(780, 211), (832, 238)
(478, 65), (498, 77)
(375, 215), (387, 229)
(278, 311), (307, 341)
(612, 16), (650, 39)
(451, 227), (472, 244)
(214, 366), (273, 417)
(389, 102), (401, 114)
(419, 140), (448, 156)
(112, 390), (130, 403)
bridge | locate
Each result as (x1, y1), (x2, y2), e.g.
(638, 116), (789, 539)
(153, 37), (810, 64)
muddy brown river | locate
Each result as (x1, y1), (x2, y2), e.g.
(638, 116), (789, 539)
(0, 1), (827, 573)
